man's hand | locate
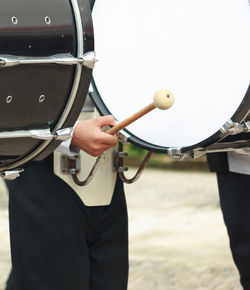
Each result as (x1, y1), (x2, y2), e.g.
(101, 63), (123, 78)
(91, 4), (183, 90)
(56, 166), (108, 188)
(71, 115), (117, 157)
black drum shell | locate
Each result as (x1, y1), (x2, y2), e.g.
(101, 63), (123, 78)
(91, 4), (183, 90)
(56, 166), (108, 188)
(0, 0), (94, 169)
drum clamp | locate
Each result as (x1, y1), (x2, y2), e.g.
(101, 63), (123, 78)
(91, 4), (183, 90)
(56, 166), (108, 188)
(115, 152), (129, 173)
(221, 120), (247, 135)
(0, 128), (73, 141)
(0, 52), (97, 69)
(60, 154), (81, 175)
(0, 169), (24, 180)
(168, 148), (204, 160)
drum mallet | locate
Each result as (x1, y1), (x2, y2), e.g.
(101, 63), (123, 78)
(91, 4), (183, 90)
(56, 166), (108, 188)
(72, 90), (174, 186)
(106, 89), (175, 135)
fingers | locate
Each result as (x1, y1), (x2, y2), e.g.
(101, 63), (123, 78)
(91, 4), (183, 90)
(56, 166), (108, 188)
(96, 115), (116, 128)
(98, 131), (117, 145)
(70, 116), (118, 157)
(89, 143), (117, 157)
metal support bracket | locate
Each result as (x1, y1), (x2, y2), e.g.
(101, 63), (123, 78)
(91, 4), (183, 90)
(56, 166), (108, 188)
(60, 154), (81, 175)
(116, 152), (129, 173)
(71, 154), (105, 186)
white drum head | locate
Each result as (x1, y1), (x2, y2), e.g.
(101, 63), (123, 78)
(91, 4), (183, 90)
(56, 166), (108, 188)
(92, 0), (250, 151)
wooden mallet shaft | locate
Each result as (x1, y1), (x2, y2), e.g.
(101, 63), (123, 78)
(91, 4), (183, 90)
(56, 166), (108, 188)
(106, 103), (156, 135)
(106, 89), (175, 135)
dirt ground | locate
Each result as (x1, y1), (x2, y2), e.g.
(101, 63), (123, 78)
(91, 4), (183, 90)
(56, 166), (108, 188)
(0, 169), (242, 290)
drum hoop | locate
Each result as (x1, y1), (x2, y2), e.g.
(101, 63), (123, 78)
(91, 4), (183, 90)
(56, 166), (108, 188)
(1, 0), (92, 172)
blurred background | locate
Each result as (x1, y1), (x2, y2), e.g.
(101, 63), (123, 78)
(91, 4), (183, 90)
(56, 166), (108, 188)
(0, 146), (242, 289)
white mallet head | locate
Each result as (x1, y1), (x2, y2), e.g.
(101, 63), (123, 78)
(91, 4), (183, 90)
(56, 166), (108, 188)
(153, 89), (174, 110)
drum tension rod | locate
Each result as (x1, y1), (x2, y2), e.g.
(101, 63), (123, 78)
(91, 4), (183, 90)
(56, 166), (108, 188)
(0, 52), (97, 69)
(0, 128), (73, 141)
(117, 140), (152, 184)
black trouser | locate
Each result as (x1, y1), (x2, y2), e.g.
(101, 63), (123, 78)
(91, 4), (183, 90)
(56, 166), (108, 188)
(5, 156), (128, 290)
(216, 172), (250, 290)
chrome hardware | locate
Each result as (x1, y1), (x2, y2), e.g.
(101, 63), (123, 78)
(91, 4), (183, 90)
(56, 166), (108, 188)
(0, 127), (73, 141)
(221, 120), (245, 135)
(0, 52), (97, 69)
(45, 16), (51, 25)
(39, 95), (46, 103)
(29, 129), (54, 140)
(55, 128), (74, 141)
(118, 132), (129, 144)
(168, 148), (182, 159)
(168, 148), (205, 160)
(0, 128), (53, 140)
(78, 51), (97, 69)
(11, 17), (18, 25)
(60, 154), (81, 175)
(6, 96), (13, 103)
(1, 169), (24, 180)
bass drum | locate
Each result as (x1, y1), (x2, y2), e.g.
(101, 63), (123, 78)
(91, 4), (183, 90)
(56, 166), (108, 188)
(90, 0), (250, 157)
(0, 0), (94, 174)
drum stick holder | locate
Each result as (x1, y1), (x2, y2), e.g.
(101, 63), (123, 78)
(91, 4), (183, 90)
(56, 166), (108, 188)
(68, 135), (152, 186)
(115, 138), (152, 184)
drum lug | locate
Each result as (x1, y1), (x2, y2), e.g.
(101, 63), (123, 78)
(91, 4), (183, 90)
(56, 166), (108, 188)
(79, 51), (97, 69)
(55, 128), (74, 141)
(1, 169), (24, 180)
(118, 132), (129, 144)
(168, 148), (185, 160)
(168, 148), (204, 160)
(221, 120), (245, 135)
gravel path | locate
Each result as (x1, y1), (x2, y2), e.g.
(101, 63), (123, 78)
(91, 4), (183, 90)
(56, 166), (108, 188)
(0, 169), (241, 289)
(125, 169), (241, 290)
